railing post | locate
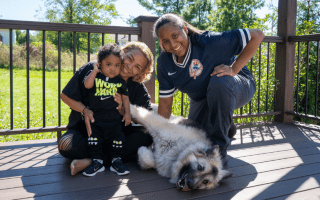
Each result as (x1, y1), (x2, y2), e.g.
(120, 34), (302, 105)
(135, 15), (159, 103)
(274, 0), (297, 123)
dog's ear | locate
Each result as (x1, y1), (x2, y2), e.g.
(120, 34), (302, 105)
(219, 170), (233, 182)
(205, 145), (219, 159)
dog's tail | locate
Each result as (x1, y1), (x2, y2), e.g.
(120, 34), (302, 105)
(130, 104), (169, 137)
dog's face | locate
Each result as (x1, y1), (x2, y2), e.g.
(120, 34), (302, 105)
(176, 146), (232, 191)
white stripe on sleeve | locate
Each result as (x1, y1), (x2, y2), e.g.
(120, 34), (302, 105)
(159, 89), (178, 98)
(159, 88), (176, 94)
(244, 28), (251, 41)
(238, 29), (247, 50)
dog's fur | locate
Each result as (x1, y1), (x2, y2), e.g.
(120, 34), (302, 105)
(130, 105), (232, 191)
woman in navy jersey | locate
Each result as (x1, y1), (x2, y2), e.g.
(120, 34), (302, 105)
(155, 14), (264, 169)
(58, 41), (154, 175)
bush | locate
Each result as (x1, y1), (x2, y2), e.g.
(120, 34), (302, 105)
(0, 42), (97, 71)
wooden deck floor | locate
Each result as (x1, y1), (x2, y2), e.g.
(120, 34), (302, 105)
(1, 121), (320, 200)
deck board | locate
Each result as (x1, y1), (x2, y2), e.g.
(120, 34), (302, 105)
(0, 121), (320, 200)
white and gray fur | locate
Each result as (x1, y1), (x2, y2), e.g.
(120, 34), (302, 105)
(130, 105), (232, 191)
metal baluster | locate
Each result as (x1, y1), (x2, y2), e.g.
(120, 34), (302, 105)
(258, 44), (261, 113)
(115, 33), (118, 44)
(296, 42), (300, 113)
(42, 30), (46, 127)
(181, 93), (184, 116)
(305, 41), (310, 115)
(266, 42), (270, 112)
(102, 33), (105, 46)
(26, 30), (30, 129)
(10, 29), (13, 130)
(315, 41), (319, 117)
(58, 31), (62, 140)
(73, 32), (76, 73)
(88, 32), (91, 62)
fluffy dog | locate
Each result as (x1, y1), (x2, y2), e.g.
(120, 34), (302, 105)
(130, 105), (232, 191)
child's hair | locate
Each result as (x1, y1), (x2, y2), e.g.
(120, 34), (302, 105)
(97, 43), (124, 64)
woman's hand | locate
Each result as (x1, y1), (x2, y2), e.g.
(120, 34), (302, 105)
(93, 62), (100, 73)
(122, 113), (131, 126)
(84, 108), (95, 137)
(158, 96), (174, 119)
(211, 64), (236, 77)
(114, 92), (124, 115)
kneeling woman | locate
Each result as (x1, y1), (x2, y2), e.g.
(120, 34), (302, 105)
(59, 41), (154, 175)
(155, 14), (264, 169)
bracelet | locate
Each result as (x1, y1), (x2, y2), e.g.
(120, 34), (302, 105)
(81, 106), (89, 120)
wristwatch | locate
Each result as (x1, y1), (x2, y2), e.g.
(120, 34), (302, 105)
(81, 106), (89, 120)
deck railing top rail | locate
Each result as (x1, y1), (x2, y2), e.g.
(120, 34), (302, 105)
(289, 34), (320, 42)
(0, 19), (141, 34)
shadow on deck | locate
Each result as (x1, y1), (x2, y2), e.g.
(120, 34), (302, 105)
(0, 121), (320, 200)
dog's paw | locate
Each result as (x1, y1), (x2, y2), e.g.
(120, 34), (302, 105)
(138, 146), (156, 169)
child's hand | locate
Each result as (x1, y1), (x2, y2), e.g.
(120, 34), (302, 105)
(93, 63), (100, 72)
(122, 113), (131, 126)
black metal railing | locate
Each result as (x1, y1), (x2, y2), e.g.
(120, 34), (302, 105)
(287, 34), (320, 122)
(0, 19), (141, 139)
(1, 18), (319, 141)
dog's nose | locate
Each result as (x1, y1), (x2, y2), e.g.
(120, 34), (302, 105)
(187, 179), (194, 188)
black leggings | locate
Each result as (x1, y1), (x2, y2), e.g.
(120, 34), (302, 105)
(58, 123), (153, 162)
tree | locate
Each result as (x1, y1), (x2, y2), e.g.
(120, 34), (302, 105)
(136, 0), (187, 15)
(296, 0), (320, 35)
(182, 0), (212, 30)
(126, 15), (138, 27)
(208, 0), (265, 32)
(39, 0), (119, 53)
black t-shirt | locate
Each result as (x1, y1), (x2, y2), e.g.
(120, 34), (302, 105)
(85, 72), (128, 121)
(62, 61), (152, 129)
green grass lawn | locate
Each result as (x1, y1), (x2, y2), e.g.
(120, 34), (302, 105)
(0, 68), (73, 142)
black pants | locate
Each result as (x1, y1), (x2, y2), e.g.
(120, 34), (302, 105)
(89, 120), (125, 160)
(58, 122), (153, 163)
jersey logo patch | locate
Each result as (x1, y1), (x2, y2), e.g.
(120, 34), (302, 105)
(189, 59), (203, 79)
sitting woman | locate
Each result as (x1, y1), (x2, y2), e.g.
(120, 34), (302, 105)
(154, 14), (264, 169)
(59, 41), (154, 175)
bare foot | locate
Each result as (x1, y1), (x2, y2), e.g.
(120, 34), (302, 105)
(70, 158), (92, 175)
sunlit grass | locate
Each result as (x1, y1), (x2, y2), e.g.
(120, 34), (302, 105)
(0, 68), (73, 142)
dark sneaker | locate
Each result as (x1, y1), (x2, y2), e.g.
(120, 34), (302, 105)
(82, 160), (105, 177)
(110, 158), (130, 175)
(228, 121), (237, 140)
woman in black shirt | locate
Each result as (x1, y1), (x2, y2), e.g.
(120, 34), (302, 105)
(59, 41), (154, 175)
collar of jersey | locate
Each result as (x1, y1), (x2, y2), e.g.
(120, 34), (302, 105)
(172, 38), (191, 68)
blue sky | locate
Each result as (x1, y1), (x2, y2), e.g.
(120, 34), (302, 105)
(1, 0), (278, 27)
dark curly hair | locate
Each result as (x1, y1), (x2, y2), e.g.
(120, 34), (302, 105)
(97, 43), (124, 64)
(153, 13), (204, 38)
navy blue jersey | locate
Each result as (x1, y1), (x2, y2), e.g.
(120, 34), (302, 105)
(157, 29), (251, 101)
(84, 71), (128, 121)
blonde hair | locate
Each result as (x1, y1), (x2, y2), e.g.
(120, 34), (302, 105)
(122, 41), (154, 83)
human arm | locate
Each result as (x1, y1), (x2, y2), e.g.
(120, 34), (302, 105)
(211, 29), (265, 77)
(60, 61), (97, 136)
(114, 92), (125, 115)
(121, 94), (131, 126)
(84, 63), (99, 89)
(60, 93), (95, 136)
(158, 96), (174, 119)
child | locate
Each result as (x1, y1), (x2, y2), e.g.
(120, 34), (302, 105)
(82, 43), (131, 176)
